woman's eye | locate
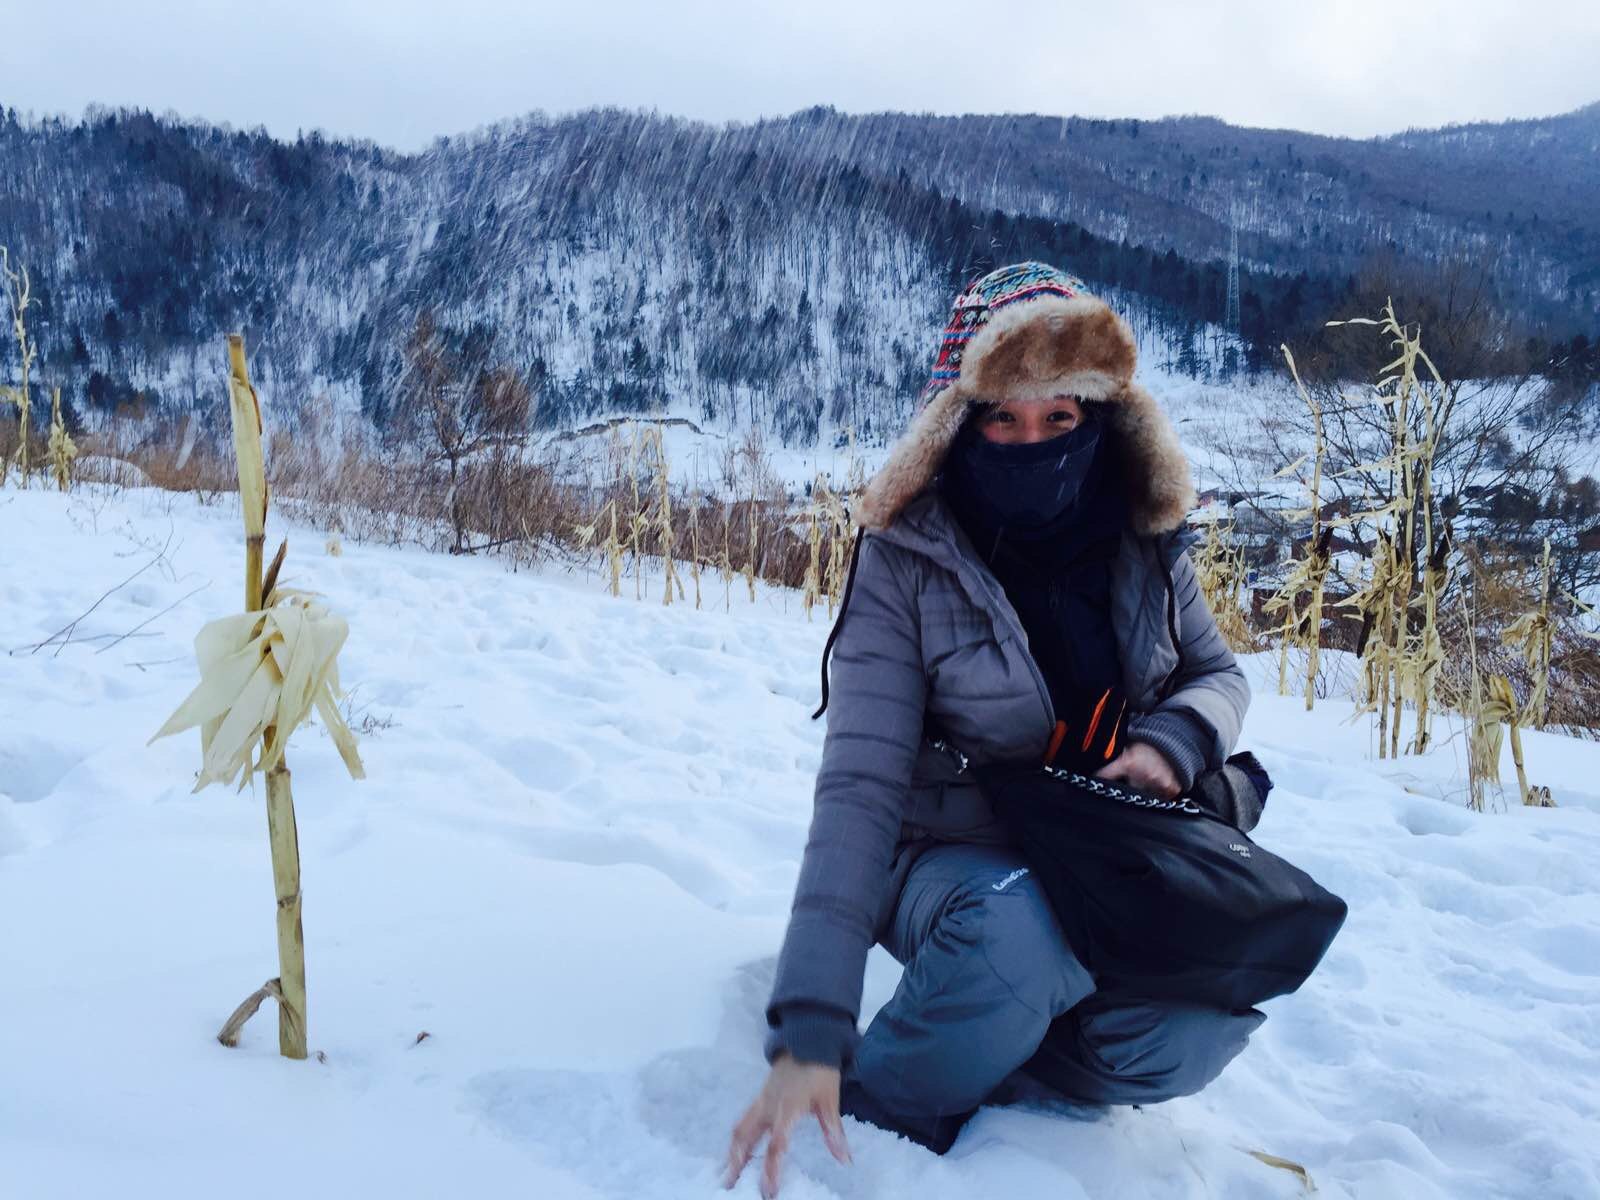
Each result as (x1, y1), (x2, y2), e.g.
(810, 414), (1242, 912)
(1048, 411), (1077, 424)
(988, 411), (1014, 423)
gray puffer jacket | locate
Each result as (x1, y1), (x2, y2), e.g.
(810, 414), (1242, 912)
(764, 490), (1251, 1067)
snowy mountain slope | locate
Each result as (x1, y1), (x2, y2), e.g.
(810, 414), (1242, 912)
(11, 104), (1596, 460)
(2, 484), (1599, 1200)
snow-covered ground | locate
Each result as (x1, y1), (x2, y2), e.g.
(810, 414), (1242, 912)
(4, 483), (1599, 1200)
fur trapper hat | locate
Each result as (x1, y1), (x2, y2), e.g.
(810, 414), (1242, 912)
(857, 262), (1195, 536)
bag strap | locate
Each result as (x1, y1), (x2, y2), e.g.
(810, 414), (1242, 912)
(811, 528), (866, 720)
(1039, 764), (1203, 816)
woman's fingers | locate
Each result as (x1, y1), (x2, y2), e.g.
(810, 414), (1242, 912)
(1093, 750), (1133, 782)
(816, 1098), (853, 1167)
(723, 1102), (768, 1190)
(1095, 746), (1180, 799)
(726, 1063), (850, 1196)
(759, 1111), (796, 1200)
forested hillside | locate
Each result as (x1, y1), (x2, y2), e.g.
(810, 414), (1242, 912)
(0, 102), (1596, 446)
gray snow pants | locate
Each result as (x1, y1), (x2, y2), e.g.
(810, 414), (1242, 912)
(849, 843), (1266, 1131)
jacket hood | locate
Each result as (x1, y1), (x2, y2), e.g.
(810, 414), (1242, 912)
(857, 263), (1196, 537)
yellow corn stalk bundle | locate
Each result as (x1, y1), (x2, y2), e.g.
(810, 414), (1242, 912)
(1264, 346), (1333, 709)
(48, 387), (77, 492)
(745, 503), (759, 603)
(1467, 672), (1548, 810)
(1341, 533), (1403, 755)
(1409, 533), (1451, 753)
(574, 499), (625, 599)
(833, 426), (868, 614)
(627, 424), (646, 601)
(842, 423), (868, 497)
(720, 503), (735, 611)
(801, 483), (825, 621)
(647, 425), (680, 606)
(687, 494), (703, 610)
(820, 482), (855, 619)
(1264, 527), (1334, 708)
(1192, 516), (1254, 654)
(1325, 303), (1447, 757)
(149, 335), (365, 1060)
(1500, 539), (1555, 730)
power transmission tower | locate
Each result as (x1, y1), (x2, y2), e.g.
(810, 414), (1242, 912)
(1225, 216), (1241, 333)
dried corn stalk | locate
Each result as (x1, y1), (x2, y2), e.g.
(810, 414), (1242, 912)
(47, 387), (76, 492)
(1410, 532), (1450, 753)
(1501, 539), (1555, 729)
(1274, 346), (1333, 709)
(1, 247), (36, 487)
(149, 335), (363, 1060)
(648, 425), (679, 606)
(1469, 675), (1543, 809)
(1264, 528), (1334, 707)
(801, 482), (824, 621)
(720, 503), (734, 612)
(843, 424), (868, 497)
(605, 502), (623, 597)
(1464, 575), (1549, 812)
(627, 424), (645, 601)
(819, 479), (854, 618)
(574, 500), (624, 598)
(1326, 303), (1447, 757)
(1192, 517), (1254, 653)
(1464, 591), (1494, 812)
(688, 494), (703, 609)
(745, 503), (759, 603)
(1342, 533), (1402, 754)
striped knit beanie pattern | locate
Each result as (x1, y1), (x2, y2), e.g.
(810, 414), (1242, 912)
(921, 261), (1090, 404)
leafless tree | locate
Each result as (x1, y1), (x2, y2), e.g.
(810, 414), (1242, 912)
(1202, 255), (1595, 601)
(390, 310), (531, 553)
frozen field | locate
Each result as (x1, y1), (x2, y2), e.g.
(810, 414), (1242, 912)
(3, 483), (1598, 1200)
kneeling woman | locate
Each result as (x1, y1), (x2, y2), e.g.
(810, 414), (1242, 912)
(726, 262), (1262, 1194)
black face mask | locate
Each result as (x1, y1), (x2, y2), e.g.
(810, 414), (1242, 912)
(941, 413), (1104, 540)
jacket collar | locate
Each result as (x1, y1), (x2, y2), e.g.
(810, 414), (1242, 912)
(873, 490), (1181, 712)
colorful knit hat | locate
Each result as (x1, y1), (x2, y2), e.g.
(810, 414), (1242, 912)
(920, 261), (1091, 402)
(857, 261), (1195, 535)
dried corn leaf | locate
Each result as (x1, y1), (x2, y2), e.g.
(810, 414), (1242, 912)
(1567, 591), (1600, 638)
(150, 589), (365, 791)
(226, 337), (267, 538)
(1247, 1149), (1316, 1192)
(1331, 459), (1399, 479)
(1272, 454), (1310, 479)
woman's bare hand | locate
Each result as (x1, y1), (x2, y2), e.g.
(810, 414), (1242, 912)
(724, 1055), (851, 1198)
(1094, 741), (1182, 800)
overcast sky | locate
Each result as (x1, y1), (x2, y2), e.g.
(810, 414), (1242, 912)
(7, 0), (1599, 149)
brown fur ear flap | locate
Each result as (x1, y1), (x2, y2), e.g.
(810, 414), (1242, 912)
(1101, 383), (1196, 535)
(856, 386), (971, 530)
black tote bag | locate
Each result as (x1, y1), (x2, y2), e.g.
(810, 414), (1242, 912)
(974, 760), (1347, 1011)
